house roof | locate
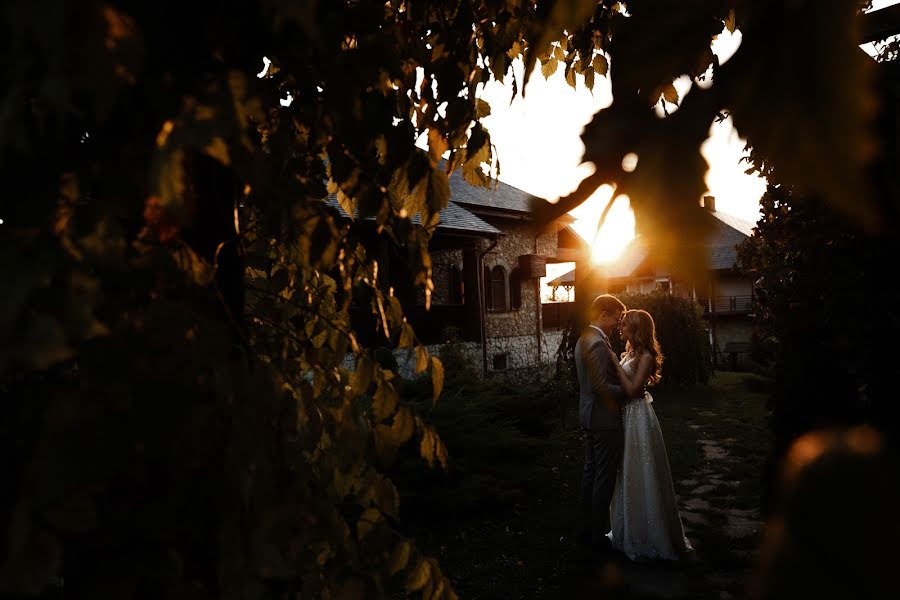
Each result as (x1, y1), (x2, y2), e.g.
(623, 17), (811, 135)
(599, 209), (755, 279)
(446, 165), (536, 216)
(324, 196), (502, 237)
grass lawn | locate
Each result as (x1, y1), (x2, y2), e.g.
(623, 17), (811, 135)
(396, 370), (773, 599)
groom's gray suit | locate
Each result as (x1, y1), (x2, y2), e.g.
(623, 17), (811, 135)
(576, 324), (627, 545)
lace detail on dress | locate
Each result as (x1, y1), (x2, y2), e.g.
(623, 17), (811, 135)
(608, 354), (693, 561)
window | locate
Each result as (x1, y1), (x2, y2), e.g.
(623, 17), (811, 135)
(492, 353), (508, 371)
(448, 266), (463, 304)
(483, 266), (493, 310)
(509, 267), (522, 310)
(491, 265), (507, 311)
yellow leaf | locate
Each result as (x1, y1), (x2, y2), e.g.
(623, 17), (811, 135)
(591, 54), (609, 77)
(398, 323), (415, 349)
(388, 540), (411, 575)
(337, 190), (356, 220)
(552, 45), (566, 61)
(204, 136), (231, 166)
(357, 508), (381, 541)
(156, 120), (174, 148)
(427, 128), (448, 166)
(725, 8), (736, 33)
(390, 405), (415, 445)
(419, 428), (435, 466)
(431, 357), (444, 402)
(373, 380), (399, 422)
(404, 558), (432, 592)
(661, 83), (679, 106)
(415, 345), (429, 374)
(540, 58), (558, 79)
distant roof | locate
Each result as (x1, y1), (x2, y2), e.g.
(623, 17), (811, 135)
(446, 165), (534, 215)
(324, 196), (502, 237)
(601, 210), (754, 278)
(549, 268), (575, 286)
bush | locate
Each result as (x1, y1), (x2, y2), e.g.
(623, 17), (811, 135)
(618, 292), (714, 387)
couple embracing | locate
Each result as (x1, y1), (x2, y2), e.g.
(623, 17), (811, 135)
(576, 294), (693, 562)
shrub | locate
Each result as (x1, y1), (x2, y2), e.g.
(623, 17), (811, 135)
(617, 292), (714, 387)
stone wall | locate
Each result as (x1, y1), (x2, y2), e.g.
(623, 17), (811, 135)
(402, 220), (563, 380)
(431, 248), (464, 305)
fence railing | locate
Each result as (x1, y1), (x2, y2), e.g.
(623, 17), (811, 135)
(699, 295), (754, 315)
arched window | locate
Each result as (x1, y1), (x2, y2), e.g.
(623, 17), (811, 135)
(448, 266), (463, 304)
(491, 265), (507, 311)
(509, 267), (522, 310)
(483, 266), (493, 310)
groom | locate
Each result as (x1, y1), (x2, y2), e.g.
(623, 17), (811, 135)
(576, 294), (627, 553)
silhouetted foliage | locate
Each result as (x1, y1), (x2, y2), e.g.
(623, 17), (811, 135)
(2, 0), (896, 597)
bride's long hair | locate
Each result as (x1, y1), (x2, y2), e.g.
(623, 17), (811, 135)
(623, 309), (664, 385)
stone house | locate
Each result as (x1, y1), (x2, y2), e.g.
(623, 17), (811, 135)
(329, 168), (580, 381)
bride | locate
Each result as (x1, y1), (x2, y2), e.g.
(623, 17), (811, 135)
(606, 309), (693, 561)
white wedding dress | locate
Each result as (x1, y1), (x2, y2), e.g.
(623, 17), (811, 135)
(608, 353), (693, 561)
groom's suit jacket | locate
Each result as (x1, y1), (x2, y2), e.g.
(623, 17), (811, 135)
(575, 325), (627, 431)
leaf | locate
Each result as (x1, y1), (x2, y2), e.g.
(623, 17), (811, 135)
(427, 128), (448, 166)
(724, 8), (736, 33)
(404, 557), (432, 592)
(351, 355), (373, 396)
(430, 356), (444, 402)
(553, 45), (566, 61)
(661, 83), (679, 106)
(583, 66), (595, 91)
(357, 508), (381, 541)
(475, 98), (491, 119)
(204, 136), (231, 166)
(337, 189), (356, 220)
(565, 64), (577, 89)
(398, 323), (415, 349)
(373, 380), (399, 422)
(415, 345), (429, 374)
(422, 167), (450, 228)
(390, 405), (415, 445)
(540, 58), (558, 79)
(591, 54), (609, 77)
(723, 0), (877, 228)
(419, 425), (449, 469)
(388, 540), (411, 575)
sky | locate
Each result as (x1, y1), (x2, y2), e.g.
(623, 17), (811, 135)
(480, 1), (900, 271)
(477, 27), (765, 271)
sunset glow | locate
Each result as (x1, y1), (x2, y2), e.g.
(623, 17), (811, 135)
(567, 187), (636, 264)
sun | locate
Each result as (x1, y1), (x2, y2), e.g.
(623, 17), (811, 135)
(567, 186), (636, 264)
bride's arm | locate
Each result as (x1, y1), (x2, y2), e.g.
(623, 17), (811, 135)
(610, 351), (654, 398)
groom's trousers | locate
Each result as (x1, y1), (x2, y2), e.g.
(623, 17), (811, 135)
(582, 428), (624, 544)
